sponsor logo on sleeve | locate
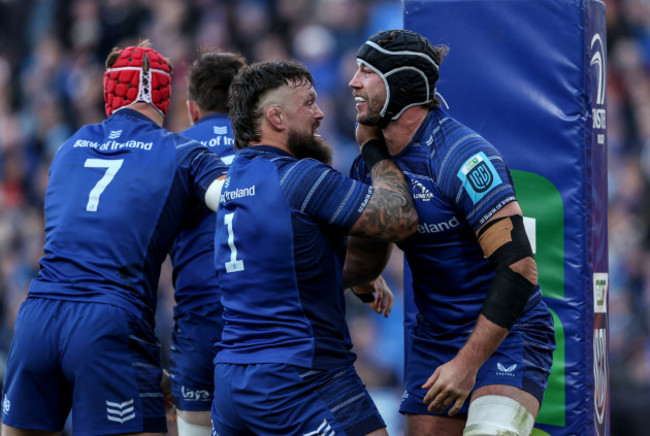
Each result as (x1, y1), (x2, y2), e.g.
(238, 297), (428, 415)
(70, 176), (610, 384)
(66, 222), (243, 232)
(357, 186), (373, 213)
(457, 151), (502, 204)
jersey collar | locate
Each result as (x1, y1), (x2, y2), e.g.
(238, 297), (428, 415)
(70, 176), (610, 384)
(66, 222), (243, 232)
(241, 145), (293, 158)
(108, 108), (159, 125)
(194, 113), (232, 126)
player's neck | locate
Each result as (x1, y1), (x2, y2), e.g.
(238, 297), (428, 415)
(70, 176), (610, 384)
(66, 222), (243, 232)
(249, 131), (293, 156)
(383, 106), (429, 155)
(128, 102), (164, 126)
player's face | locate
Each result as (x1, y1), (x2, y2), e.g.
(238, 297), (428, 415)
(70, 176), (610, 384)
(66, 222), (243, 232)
(285, 83), (332, 164)
(349, 62), (386, 126)
(285, 82), (324, 140)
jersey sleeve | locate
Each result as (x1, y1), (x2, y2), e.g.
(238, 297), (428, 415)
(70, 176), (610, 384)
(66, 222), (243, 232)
(175, 134), (229, 201)
(349, 154), (370, 183)
(436, 137), (517, 231)
(280, 158), (373, 232)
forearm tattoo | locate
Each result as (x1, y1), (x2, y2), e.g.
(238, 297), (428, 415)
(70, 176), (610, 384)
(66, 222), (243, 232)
(350, 159), (418, 241)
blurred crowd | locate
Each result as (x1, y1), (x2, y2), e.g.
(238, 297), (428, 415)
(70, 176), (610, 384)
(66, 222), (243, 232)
(0, 0), (646, 434)
(606, 1), (650, 434)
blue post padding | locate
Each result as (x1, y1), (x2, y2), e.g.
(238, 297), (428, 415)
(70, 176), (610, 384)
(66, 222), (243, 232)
(402, 1), (608, 435)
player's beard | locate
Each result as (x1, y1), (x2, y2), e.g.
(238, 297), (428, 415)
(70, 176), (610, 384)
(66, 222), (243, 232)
(287, 128), (332, 164)
(356, 94), (384, 126)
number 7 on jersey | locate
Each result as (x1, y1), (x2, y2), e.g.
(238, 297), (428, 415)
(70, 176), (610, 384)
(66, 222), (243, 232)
(84, 158), (124, 212)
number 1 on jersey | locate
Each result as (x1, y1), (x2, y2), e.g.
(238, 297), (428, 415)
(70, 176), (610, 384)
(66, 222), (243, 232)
(224, 212), (245, 272)
(84, 158), (124, 212)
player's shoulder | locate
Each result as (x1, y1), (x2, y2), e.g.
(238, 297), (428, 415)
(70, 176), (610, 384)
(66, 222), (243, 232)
(281, 156), (334, 179)
(258, 154), (335, 191)
(55, 123), (105, 155)
(429, 111), (503, 176)
(438, 112), (495, 153)
(171, 132), (206, 150)
(180, 121), (203, 139)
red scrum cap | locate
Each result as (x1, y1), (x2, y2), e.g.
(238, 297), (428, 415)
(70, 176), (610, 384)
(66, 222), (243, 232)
(103, 45), (173, 117)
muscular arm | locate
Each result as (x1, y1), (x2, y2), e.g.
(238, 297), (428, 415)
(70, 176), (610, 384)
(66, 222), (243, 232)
(423, 201), (539, 415)
(348, 158), (418, 242)
(342, 236), (393, 288)
(456, 200), (536, 366)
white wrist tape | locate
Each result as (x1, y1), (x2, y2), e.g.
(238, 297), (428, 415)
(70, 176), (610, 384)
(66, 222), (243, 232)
(463, 395), (535, 436)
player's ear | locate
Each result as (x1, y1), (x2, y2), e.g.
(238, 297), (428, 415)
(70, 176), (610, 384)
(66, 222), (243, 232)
(266, 106), (285, 131)
(187, 100), (202, 124)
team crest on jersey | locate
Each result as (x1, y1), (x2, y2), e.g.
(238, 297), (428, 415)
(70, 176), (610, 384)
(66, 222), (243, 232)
(457, 152), (502, 204)
(410, 179), (434, 202)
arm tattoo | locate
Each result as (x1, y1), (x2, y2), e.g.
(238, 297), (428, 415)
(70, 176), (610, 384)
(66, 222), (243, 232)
(350, 159), (418, 241)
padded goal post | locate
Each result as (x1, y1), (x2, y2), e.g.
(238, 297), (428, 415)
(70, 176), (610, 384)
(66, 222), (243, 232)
(402, 1), (609, 434)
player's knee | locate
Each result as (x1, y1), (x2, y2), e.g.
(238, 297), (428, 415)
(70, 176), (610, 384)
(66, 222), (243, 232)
(463, 395), (535, 436)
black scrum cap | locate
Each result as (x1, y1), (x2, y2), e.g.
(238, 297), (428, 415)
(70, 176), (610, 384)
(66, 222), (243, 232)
(357, 29), (439, 122)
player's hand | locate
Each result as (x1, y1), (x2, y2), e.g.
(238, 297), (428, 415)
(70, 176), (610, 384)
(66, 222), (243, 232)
(356, 123), (383, 147)
(368, 276), (393, 317)
(351, 276), (394, 317)
(421, 356), (478, 416)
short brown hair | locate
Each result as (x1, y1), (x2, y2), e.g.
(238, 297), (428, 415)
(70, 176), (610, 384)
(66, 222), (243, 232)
(187, 51), (246, 113)
(229, 60), (314, 149)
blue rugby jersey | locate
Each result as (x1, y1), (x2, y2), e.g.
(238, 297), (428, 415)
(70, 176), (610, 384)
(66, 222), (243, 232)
(214, 146), (374, 369)
(170, 114), (236, 316)
(351, 108), (520, 336)
(28, 109), (227, 325)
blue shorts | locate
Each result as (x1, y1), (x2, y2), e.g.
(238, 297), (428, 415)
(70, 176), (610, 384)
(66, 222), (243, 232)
(170, 306), (224, 411)
(400, 295), (555, 416)
(2, 297), (167, 435)
(212, 363), (386, 435)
